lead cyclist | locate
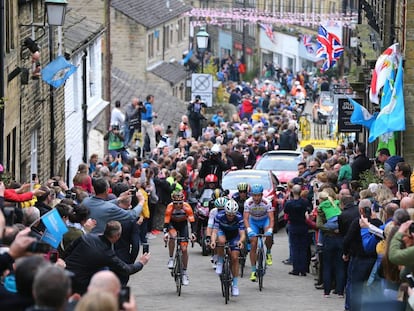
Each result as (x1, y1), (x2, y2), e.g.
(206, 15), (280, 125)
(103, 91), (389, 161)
(243, 184), (274, 282)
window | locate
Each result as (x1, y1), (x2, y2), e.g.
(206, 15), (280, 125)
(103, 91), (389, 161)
(164, 25), (170, 49)
(178, 19), (183, 42)
(170, 24), (174, 45)
(235, 20), (243, 33)
(88, 44), (97, 97)
(148, 33), (154, 58)
(30, 129), (39, 177)
(5, 0), (14, 52)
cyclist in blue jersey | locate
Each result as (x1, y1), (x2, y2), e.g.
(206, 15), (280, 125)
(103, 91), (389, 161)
(244, 184), (274, 282)
(232, 182), (250, 214)
(210, 199), (246, 296)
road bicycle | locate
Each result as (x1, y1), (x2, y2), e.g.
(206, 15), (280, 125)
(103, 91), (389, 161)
(217, 242), (232, 304)
(298, 113), (311, 140)
(165, 236), (188, 296)
(256, 234), (267, 291)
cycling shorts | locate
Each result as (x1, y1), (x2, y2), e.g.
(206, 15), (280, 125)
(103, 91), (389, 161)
(217, 230), (240, 251)
(249, 217), (270, 235)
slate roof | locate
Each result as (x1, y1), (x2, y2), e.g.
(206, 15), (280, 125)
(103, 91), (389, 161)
(111, 67), (187, 130)
(111, 0), (191, 29)
(64, 9), (105, 54)
(149, 62), (188, 84)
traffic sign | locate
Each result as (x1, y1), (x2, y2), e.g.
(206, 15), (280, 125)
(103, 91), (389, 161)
(191, 73), (213, 107)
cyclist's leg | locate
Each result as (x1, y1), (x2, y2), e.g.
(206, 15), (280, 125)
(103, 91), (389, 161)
(168, 227), (177, 257)
(264, 217), (273, 250)
(229, 235), (240, 279)
(177, 223), (189, 269)
(215, 231), (226, 274)
(249, 218), (260, 270)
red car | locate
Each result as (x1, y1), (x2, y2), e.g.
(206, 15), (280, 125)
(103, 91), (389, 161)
(254, 151), (302, 185)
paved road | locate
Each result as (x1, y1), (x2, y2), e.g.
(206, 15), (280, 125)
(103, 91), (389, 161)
(129, 230), (342, 311)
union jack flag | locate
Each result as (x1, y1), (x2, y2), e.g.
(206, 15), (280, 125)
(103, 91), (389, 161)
(316, 25), (344, 71)
(302, 35), (314, 54)
(260, 23), (275, 43)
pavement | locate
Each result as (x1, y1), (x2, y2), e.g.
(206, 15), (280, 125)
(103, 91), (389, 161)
(128, 230), (342, 311)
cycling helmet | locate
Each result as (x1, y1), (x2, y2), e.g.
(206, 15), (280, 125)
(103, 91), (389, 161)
(171, 191), (184, 201)
(205, 174), (218, 183)
(237, 182), (249, 192)
(225, 199), (239, 215)
(211, 188), (224, 200)
(214, 197), (228, 209)
(250, 184), (264, 195)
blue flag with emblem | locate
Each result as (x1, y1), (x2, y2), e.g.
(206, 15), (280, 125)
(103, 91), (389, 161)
(369, 58), (405, 143)
(40, 208), (68, 248)
(348, 97), (376, 129)
(41, 55), (77, 88)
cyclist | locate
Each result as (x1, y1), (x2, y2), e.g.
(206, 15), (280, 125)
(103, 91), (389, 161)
(210, 199), (246, 296)
(244, 184), (274, 282)
(232, 182), (250, 214)
(206, 197), (228, 268)
(163, 191), (197, 286)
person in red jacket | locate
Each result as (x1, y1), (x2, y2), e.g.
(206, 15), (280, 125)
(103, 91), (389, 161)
(240, 95), (253, 121)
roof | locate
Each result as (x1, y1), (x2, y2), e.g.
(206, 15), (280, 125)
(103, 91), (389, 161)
(64, 9), (105, 54)
(111, 0), (192, 29)
(111, 67), (186, 131)
(149, 62), (188, 84)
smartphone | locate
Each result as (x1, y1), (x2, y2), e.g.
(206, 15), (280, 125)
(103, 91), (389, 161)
(32, 173), (37, 181)
(398, 184), (405, 193)
(364, 206), (372, 219)
(45, 250), (59, 263)
(118, 286), (130, 309)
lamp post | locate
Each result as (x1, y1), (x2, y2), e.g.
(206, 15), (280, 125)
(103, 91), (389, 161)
(196, 27), (209, 73)
(45, 0), (67, 177)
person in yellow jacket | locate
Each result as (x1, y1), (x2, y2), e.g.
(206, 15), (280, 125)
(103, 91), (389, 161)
(137, 184), (151, 250)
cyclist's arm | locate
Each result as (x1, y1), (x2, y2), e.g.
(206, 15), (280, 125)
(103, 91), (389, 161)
(243, 210), (250, 229)
(163, 204), (173, 233)
(266, 209), (275, 233)
(184, 203), (197, 235)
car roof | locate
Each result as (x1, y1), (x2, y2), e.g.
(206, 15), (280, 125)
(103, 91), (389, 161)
(225, 169), (271, 177)
(261, 151), (301, 157)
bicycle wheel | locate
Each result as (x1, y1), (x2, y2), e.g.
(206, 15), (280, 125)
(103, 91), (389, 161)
(174, 252), (183, 296)
(239, 248), (247, 278)
(257, 248), (264, 291)
(223, 257), (231, 304)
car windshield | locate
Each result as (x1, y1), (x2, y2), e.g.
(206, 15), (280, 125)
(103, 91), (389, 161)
(320, 97), (333, 107)
(255, 156), (301, 171)
(222, 172), (271, 190)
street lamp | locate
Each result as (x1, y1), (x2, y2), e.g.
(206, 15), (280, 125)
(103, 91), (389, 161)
(45, 0), (68, 26)
(196, 27), (209, 73)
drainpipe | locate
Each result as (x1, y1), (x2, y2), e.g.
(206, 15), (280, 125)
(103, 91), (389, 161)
(0, 0), (5, 165)
(82, 50), (88, 163)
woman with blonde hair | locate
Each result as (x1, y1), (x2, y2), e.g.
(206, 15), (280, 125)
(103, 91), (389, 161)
(73, 163), (93, 194)
(75, 291), (118, 311)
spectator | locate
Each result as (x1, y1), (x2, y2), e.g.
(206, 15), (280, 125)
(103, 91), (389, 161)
(187, 95), (207, 140)
(278, 123), (298, 151)
(104, 125), (128, 163)
(27, 265), (72, 311)
(376, 148), (404, 173)
(80, 178), (143, 234)
(73, 163), (93, 194)
(74, 292), (118, 311)
(110, 100), (125, 132)
(88, 154), (99, 176)
(351, 142), (372, 181)
(64, 220), (150, 295)
(211, 109), (225, 127)
(395, 162), (411, 194)
(124, 97), (146, 148)
(141, 94), (158, 157)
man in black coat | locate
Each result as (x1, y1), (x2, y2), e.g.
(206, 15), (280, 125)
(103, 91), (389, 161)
(351, 142), (372, 181)
(342, 199), (383, 311)
(64, 221), (150, 294)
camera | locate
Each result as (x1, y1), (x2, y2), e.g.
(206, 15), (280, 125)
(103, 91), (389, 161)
(406, 274), (414, 287)
(398, 184), (405, 193)
(65, 190), (76, 200)
(130, 186), (137, 196)
(53, 181), (59, 187)
(118, 286), (130, 309)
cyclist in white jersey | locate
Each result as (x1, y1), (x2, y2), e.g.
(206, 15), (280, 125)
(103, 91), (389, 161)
(243, 184), (274, 282)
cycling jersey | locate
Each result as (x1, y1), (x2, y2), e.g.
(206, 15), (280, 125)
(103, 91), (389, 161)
(164, 202), (196, 238)
(213, 210), (245, 235)
(232, 192), (249, 214)
(244, 197), (273, 221)
(207, 207), (219, 228)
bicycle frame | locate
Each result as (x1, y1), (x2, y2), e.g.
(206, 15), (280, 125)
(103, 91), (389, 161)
(166, 237), (188, 296)
(217, 243), (232, 304)
(256, 234), (267, 291)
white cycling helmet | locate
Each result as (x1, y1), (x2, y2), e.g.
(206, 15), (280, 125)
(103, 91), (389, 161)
(224, 199), (239, 215)
(214, 197), (228, 209)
